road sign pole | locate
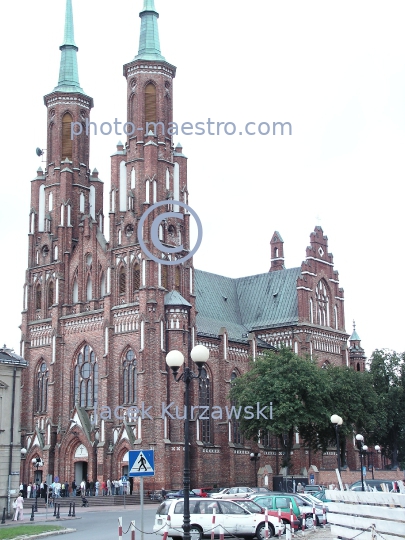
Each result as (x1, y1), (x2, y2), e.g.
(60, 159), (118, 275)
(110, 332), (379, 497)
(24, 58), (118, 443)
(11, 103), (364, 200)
(140, 477), (144, 540)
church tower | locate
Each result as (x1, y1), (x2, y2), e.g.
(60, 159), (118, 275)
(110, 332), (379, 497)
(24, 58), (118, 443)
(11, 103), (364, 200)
(349, 321), (367, 372)
(20, 0), (197, 489)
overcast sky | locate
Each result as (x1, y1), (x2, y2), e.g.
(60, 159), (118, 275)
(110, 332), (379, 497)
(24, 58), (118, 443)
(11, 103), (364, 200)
(1, 0), (404, 356)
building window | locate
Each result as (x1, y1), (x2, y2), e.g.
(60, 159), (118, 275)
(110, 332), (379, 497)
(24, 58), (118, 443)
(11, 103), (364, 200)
(174, 267), (180, 291)
(316, 279), (330, 327)
(48, 282), (54, 308)
(36, 362), (48, 413)
(161, 264), (168, 289)
(145, 83), (156, 125)
(73, 344), (98, 408)
(133, 264), (140, 290)
(62, 113), (73, 160)
(230, 371), (243, 444)
(36, 284), (42, 310)
(199, 367), (211, 443)
(119, 267), (126, 295)
(123, 350), (137, 405)
(73, 277), (78, 304)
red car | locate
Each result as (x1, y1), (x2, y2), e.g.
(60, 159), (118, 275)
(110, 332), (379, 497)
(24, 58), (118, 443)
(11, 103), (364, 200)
(192, 488), (213, 498)
(231, 498), (300, 531)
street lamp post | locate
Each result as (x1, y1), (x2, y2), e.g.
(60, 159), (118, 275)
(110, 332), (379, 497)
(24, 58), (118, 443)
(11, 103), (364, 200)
(250, 452), (261, 487)
(330, 415), (343, 473)
(355, 434), (368, 491)
(166, 344), (210, 540)
(31, 457), (44, 511)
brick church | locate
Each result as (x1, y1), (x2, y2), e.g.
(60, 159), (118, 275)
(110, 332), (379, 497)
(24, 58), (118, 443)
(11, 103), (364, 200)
(20, 0), (365, 490)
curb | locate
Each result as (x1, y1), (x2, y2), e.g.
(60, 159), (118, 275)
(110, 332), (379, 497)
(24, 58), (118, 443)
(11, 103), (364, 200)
(12, 527), (76, 540)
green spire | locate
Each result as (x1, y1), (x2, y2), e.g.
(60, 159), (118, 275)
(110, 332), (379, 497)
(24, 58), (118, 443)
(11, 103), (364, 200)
(54, 0), (84, 94)
(135, 0), (165, 61)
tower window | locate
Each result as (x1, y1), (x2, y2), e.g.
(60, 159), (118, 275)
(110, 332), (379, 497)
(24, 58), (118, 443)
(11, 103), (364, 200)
(123, 349), (137, 405)
(199, 368), (211, 443)
(36, 362), (48, 413)
(145, 83), (156, 125)
(133, 263), (140, 290)
(62, 113), (73, 160)
(36, 284), (42, 310)
(48, 282), (54, 308)
(161, 264), (168, 289)
(175, 267), (180, 291)
(73, 345), (98, 408)
(119, 267), (126, 295)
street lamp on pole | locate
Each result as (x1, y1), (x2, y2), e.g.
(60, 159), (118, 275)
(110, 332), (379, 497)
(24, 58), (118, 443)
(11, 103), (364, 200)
(250, 452), (261, 487)
(166, 344), (210, 540)
(355, 434), (368, 491)
(330, 415), (343, 473)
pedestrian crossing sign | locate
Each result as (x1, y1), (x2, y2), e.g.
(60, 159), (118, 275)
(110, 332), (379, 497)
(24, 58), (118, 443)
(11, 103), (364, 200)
(128, 449), (155, 477)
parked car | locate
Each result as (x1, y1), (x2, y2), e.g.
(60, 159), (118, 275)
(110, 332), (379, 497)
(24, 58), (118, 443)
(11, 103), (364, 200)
(313, 491), (332, 504)
(230, 498), (300, 530)
(296, 493), (329, 512)
(153, 497), (285, 539)
(304, 485), (323, 493)
(192, 488), (213, 498)
(249, 493), (325, 529)
(166, 489), (201, 499)
(210, 487), (256, 499)
(349, 479), (397, 492)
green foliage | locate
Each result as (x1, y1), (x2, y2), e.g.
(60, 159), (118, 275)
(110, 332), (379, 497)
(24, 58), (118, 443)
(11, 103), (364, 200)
(229, 347), (380, 469)
(0, 525), (63, 540)
(368, 349), (405, 467)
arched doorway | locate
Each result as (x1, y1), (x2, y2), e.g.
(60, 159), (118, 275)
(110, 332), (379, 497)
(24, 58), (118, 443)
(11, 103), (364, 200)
(74, 444), (89, 485)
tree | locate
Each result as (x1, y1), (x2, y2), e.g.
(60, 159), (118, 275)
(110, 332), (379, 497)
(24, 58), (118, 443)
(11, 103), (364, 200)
(229, 347), (380, 472)
(369, 349), (405, 468)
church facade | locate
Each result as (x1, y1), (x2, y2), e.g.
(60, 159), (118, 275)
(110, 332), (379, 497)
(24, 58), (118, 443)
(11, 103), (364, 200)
(20, 0), (364, 490)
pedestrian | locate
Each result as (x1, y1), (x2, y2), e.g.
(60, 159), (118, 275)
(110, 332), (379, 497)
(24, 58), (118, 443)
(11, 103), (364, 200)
(80, 479), (86, 497)
(27, 483), (31, 499)
(161, 487), (166, 499)
(14, 492), (24, 521)
(101, 480), (106, 496)
(107, 478), (112, 496)
(65, 481), (69, 497)
(89, 480), (94, 496)
(297, 483), (304, 493)
(95, 479), (100, 496)
(72, 480), (76, 496)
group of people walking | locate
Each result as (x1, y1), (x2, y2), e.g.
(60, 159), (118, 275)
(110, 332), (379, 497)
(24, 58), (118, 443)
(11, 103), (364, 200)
(78, 478), (130, 496)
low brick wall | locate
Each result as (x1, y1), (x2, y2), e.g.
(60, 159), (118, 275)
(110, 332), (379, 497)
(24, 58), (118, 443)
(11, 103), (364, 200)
(309, 467), (404, 487)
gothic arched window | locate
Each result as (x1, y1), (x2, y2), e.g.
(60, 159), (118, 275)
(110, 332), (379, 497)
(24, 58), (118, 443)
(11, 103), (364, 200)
(72, 277), (78, 304)
(36, 362), (48, 413)
(119, 267), (126, 295)
(230, 371), (243, 445)
(133, 264), (140, 291)
(73, 344), (98, 408)
(48, 282), (54, 308)
(316, 279), (330, 327)
(62, 113), (73, 161)
(145, 83), (156, 125)
(123, 350), (137, 404)
(161, 264), (168, 290)
(36, 284), (42, 310)
(175, 267), (180, 291)
(199, 367), (211, 443)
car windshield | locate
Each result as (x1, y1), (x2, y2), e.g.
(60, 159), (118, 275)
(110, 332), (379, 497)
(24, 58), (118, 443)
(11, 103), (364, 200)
(292, 495), (310, 506)
(299, 494), (321, 505)
(233, 500), (262, 513)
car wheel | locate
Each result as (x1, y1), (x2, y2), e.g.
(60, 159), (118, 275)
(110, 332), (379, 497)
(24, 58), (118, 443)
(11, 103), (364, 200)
(256, 522), (275, 539)
(305, 515), (314, 529)
(190, 526), (203, 540)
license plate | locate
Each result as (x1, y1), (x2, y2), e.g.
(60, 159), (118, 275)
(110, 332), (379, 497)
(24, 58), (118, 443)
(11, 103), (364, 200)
(157, 519), (162, 525)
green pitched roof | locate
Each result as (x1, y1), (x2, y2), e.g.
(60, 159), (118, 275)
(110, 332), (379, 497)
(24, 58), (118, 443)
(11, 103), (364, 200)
(54, 0), (85, 94)
(135, 0), (165, 61)
(194, 267), (302, 341)
(164, 290), (192, 307)
(350, 329), (361, 341)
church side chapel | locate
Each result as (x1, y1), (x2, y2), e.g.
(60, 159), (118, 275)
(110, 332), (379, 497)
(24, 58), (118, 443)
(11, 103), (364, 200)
(20, 0), (365, 489)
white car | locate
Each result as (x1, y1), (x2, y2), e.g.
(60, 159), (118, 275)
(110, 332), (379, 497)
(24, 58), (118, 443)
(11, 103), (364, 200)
(153, 497), (285, 540)
(210, 487), (255, 499)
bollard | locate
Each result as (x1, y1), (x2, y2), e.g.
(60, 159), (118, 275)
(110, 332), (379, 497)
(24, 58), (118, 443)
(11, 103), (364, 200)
(219, 524), (224, 540)
(72, 502), (76, 517)
(162, 514), (170, 540)
(34, 497), (38, 513)
(286, 523), (291, 540)
(278, 507), (281, 539)
(322, 504), (326, 527)
(130, 519), (135, 540)
(301, 514), (306, 536)
(68, 502), (72, 516)
(290, 502), (295, 538)
(56, 504), (60, 519)
(30, 505), (35, 522)
(53, 503), (57, 517)
(211, 508), (216, 540)
(265, 508), (269, 539)
(1, 508), (6, 524)
(118, 516), (123, 540)
(312, 505), (316, 531)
